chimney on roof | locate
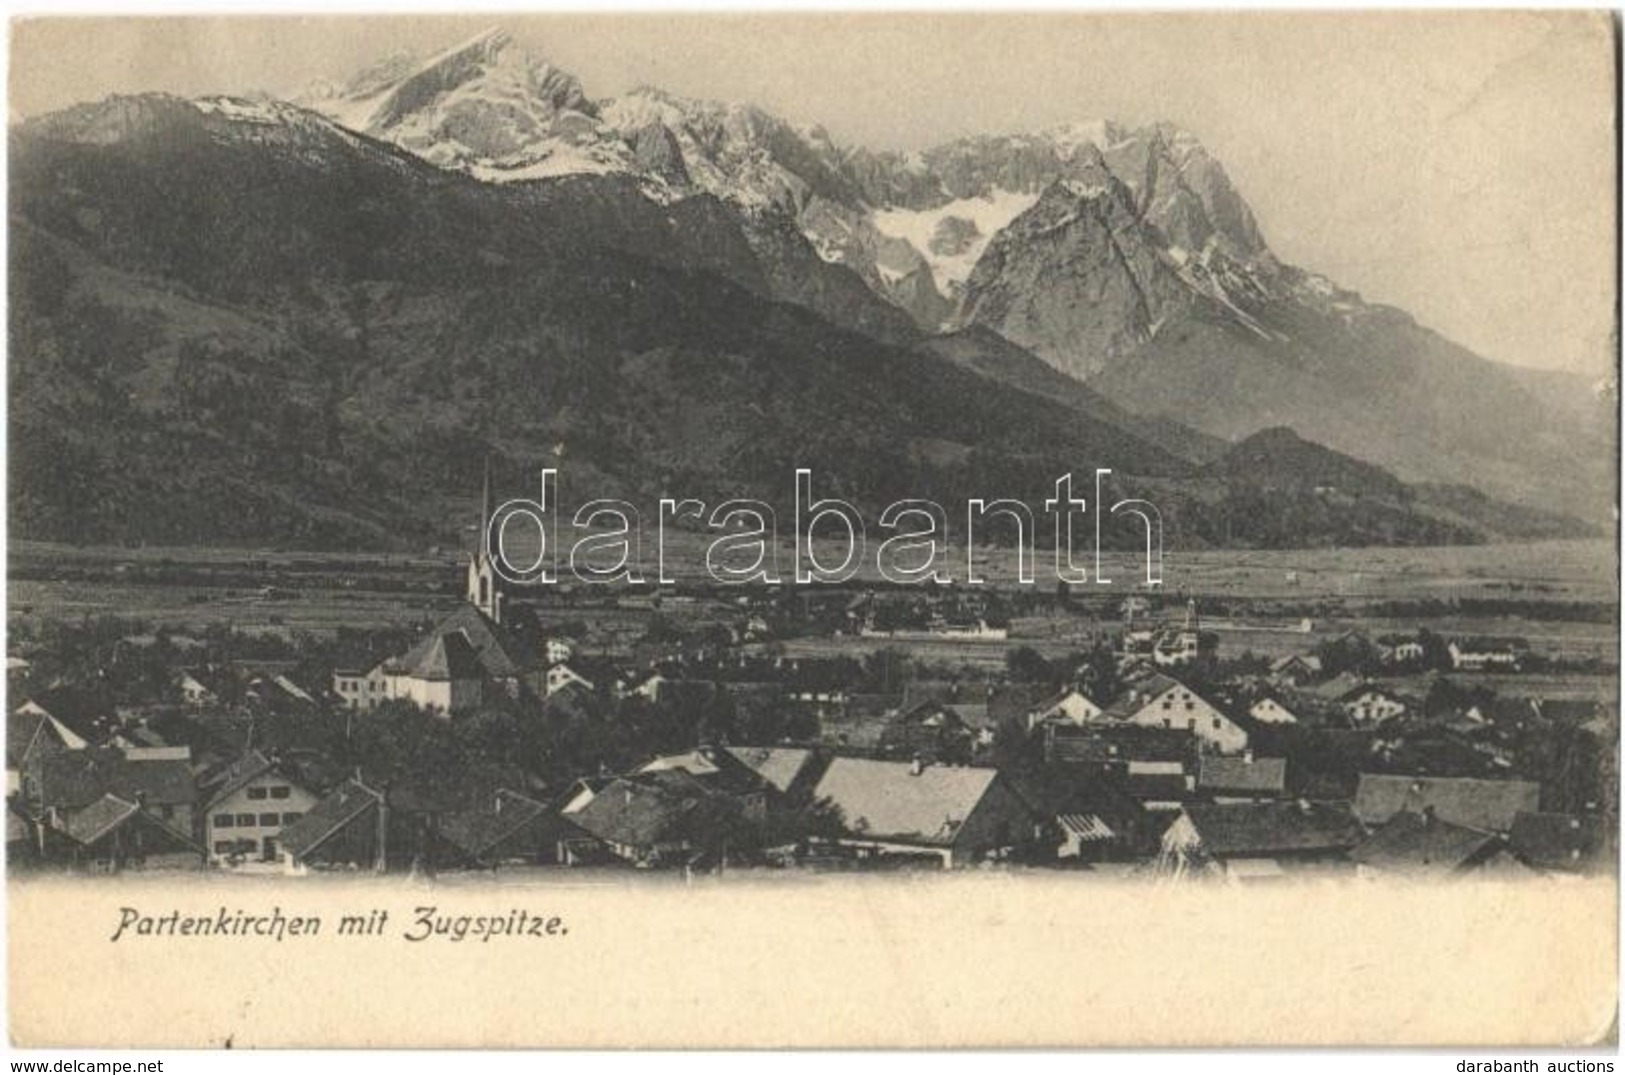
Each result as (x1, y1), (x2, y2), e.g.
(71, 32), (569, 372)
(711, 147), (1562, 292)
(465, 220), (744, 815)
(909, 755), (925, 776)
(1296, 798), (1312, 814)
(1242, 749), (1255, 765)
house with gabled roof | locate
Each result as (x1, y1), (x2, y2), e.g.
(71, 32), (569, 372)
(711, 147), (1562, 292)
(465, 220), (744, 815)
(1105, 674), (1248, 755)
(1336, 683), (1411, 726)
(810, 757), (1034, 868)
(1026, 687), (1105, 731)
(1268, 653), (1322, 686)
(202, 750), (322, 865)
(1352, 773), (1540, 834)
(1197, 753), (1288, 802)
(435, 789), (562, 869)
(50, 792), (204, 873)
(1248, 693), (1300, 726)
(245, 673), (320, 713)
(1535, 698), (1612, 728)
(336, 588), (546, 715)
(8, 706), (82, 803)
(1349, 809), (1507, 879)
(1376, 634), (1426, 666)
(880, 700), (976, 764)
(1303, 671), (1363, 703)
(555, 775), (615, 818)
(1508, 811), (1608, 874)
(545, 661), (594, 698)
(14, 688), (116, 748)
(178, 669), (228, 707)
(279, 779), (401, 873)
(561, 769), (732, 868)
(1448, 637), (1529, 672)
(35, 746), (196, 837)
(1006, 766), (1146, 862)
(636, 746), (777, 821)
(1158, 801), (1363, 882)
(723, 746), (828, 802)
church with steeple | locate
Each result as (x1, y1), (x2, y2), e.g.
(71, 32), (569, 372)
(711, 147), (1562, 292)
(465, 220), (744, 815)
(332, 458), (553, 715)
(465, 458), (502, 624)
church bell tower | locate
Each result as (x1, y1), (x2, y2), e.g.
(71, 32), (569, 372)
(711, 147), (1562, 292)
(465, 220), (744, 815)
(466, 457), (501, 623)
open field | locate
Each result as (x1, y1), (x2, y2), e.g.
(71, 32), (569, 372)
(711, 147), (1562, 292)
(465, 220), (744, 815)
(14, 535), (1616, 595)
(9, 540), (1617, 658)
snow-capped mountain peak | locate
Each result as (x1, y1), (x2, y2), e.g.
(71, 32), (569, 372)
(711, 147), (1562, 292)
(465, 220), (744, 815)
(297, 26), (624, 178)
(291, 29), (1278, 330)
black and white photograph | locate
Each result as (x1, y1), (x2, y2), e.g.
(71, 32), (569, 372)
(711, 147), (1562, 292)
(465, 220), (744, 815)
(2, 8), (1618, 1054)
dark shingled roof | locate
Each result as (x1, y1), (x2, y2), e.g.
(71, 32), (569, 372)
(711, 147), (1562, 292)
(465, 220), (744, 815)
(1047, 724), (1196, 766)
(1508, 811), (1607, 872)
(1353, 774), (1540, 833)
(7, 709), (49, 769)
(16, 687), (118, 744)
(59, 794), (140, 846)
(435, 790), (552, 859)
(724, 746), (825, 796)
(1349, 810), (1502, 876)
(567, 771), (723, 851)
(412, 632), (484, 682)
(1197, 756), (1288, 796)
(1180, 801), (1364, 857)
(1536, 700), (1608, 727)
(387, 605), (533, 680)
(38, 748), (196, 810)
(1007, 766), (1143, 822)
(1099, 673), (1188, 721)
(58, 793), (201, 852)
(278, 779), (382, 859)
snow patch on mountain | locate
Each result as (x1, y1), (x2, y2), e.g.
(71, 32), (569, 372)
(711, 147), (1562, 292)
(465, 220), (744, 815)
(871, 189), (1038, 292)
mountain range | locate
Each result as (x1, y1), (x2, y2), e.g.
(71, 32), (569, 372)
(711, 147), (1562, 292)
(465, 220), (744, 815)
(7, 27), (1610, 551)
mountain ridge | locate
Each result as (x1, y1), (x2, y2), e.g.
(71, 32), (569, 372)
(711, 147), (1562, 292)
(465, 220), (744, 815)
(7, 29), (1609, 549)
(275, 28), (1613, 527)
(9, 88), (1587, 552)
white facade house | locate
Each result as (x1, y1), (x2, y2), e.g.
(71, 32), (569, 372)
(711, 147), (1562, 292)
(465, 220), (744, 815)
(1448, 639), (1527, 672)
(204, 753), (320, 865)
(546, 663), (594, 697)
(1340, 687), (1408, 725)
(1114, 676), (1248, 754)
(1249, 696), (1299, 725)
(1028, 688), (1105, 729)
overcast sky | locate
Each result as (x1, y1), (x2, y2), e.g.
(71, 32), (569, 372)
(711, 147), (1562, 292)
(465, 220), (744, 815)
(10, 12), (1617, 378)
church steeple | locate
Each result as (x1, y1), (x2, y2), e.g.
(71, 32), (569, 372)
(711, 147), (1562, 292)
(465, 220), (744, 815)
(479, 455), (492, 557)
(466, 455), (501, 623)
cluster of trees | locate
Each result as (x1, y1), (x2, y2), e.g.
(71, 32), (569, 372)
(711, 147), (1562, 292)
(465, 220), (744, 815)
(1001, 643), (1119, 701)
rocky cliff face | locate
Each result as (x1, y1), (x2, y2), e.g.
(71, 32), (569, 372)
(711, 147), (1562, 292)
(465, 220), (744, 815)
(293, 29), (1275, 334)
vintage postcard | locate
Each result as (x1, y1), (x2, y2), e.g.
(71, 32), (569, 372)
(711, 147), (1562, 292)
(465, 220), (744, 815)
(4, 10), (1618, 1050)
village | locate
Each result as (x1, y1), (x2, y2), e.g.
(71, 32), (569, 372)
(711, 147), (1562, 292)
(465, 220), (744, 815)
(6, 512), (1617, 887)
